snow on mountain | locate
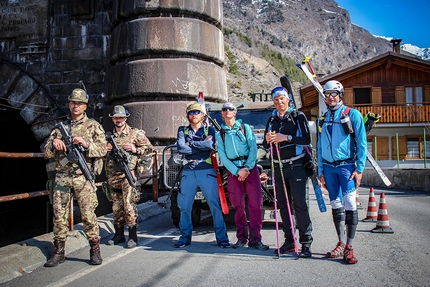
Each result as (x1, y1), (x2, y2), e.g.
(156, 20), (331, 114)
(374, 35), (430, 61)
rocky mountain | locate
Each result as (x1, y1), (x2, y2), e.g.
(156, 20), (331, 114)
(222, 0), (395, 101)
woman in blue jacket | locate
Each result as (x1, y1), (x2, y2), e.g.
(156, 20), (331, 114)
(318, 80), (367, 264)
(216, 102), (269, 251)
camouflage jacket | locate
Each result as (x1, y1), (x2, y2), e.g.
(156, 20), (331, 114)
(44, 114), (107, 176)
(105, 123), (153, 177)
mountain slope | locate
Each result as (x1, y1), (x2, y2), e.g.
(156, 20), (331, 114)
(222, 0), (394, 99)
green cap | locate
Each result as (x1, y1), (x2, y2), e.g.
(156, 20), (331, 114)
(68, 88), (89, 103)
(109, 105), (130, 117)
(186, 102), (203, 113)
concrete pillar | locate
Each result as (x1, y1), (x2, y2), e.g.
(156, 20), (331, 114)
(105, 0), (227, 142)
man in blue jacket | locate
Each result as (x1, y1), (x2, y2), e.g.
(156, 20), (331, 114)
(175, 102), (230, 248)
(318, 80), (367, 264)
(216, 102), (269, 251)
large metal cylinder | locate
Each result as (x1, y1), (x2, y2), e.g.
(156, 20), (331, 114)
(105, 0), (227, 142)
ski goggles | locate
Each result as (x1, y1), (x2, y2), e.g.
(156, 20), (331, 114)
(187, 110), (201, 116)
(271, 87), (288, 99)
(323, 91), (340, 98)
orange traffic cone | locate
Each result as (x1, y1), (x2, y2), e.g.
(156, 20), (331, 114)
(356, 189), (363, 209)
(362, 187), (377, 222)
(371, 192), (394, 233)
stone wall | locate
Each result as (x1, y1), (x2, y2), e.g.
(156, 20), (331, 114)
(362, 168), (430, 192)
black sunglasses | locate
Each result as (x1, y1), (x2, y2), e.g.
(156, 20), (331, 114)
(187, 110), (201, 116)
(222, 107), (235, 112)
(324, 91), (340, 98)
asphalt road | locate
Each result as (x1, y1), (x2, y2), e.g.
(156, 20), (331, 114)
(2, 186), (430, 287)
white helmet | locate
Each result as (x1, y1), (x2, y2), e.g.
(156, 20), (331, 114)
(323, 80), (344, 96)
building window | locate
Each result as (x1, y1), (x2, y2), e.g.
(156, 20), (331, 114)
(405, 87), (423, 106)
(424, 141), (430, 159)
(407, 138), (420, 158)
(354, 88), (371, 104)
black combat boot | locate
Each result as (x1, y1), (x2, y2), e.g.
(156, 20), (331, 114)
(126, 226), (138, 249)
(44, 240), (66, 267)
(89, 239), (103, 265)
(107, 225), (125, 245)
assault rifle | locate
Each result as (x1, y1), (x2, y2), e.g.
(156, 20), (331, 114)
(107, 134), (137, 187)
(56, 122), (95, 183)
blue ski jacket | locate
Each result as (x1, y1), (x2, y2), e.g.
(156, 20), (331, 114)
(215, 119), (258, 176)
(317, 105), (367, 176)
(176, 124), (215, 170)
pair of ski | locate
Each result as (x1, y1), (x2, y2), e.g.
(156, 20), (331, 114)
(295, 56), (392, 187)
(196, 92), (229, 215)
(280, 75), (327, 213)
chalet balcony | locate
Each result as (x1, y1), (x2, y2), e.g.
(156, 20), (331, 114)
(353, 103), (430, 124)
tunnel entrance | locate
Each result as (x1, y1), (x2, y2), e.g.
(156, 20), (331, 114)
(0, 109), (50, 247)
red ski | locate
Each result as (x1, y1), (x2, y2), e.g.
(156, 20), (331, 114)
(211, 151), (229, 214)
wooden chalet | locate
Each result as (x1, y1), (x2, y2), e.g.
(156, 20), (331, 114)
(299, 42), (430, 168)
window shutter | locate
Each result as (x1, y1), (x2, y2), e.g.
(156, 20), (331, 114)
(372, 87), (382, 104)
(344, 88), (353, 105)
(395, 86), (405, 104)
(391, 136), (407, 160)
(375, 136), (389, 160)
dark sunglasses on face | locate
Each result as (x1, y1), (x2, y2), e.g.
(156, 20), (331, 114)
(222, 107), (235, 112)
(188, 110), (201, 116)
(324, 91), (340, 98)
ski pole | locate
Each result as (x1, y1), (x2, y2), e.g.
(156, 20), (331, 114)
(274, 139), (299, 256)
(269, 142), (281, 258)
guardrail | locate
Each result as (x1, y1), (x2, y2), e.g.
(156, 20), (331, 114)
(0, 151), (160, 231)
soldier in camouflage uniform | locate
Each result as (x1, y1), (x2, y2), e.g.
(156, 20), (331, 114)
(43, 88), (107, 267)
(105, 105), (153, 248)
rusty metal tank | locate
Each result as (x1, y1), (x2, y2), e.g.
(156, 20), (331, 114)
(105, 0), (227, 143)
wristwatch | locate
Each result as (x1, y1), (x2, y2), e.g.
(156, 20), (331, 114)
(287, 135), (293, 142)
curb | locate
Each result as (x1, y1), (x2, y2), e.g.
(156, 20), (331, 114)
(0, 196), (170, 284)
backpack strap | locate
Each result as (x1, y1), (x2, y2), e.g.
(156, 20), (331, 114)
(220, 123), (246, 143)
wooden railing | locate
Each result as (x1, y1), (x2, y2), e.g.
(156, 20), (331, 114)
(353, 104), (430, 123)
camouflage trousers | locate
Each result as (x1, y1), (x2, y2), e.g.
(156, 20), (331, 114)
(52, 173), (99, 241)
(108, 175), (140, 227)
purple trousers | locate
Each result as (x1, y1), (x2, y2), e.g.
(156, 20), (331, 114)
(227, 165), (263, 246)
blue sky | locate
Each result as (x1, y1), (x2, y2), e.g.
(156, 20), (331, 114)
(335, 0), (430, 48)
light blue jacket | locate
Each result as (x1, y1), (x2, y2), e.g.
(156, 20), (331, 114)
(215, 119), (258, 176)
(317, 105), (367, 176)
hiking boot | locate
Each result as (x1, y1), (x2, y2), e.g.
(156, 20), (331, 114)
(44, 240), (66, 267)
(218, 241), (231, 248)
(249, 242), (269, 251)
(232, 240), (248, 249)
(326, 241), (345, 258)
(107, 225), (125, 246)
(126, 226), (138, 249)
(344, 244), (358, 264)
(89, 239), (103, 265)
(174, 241), (190, 248)
(274, 241), (296, 255)
(299, 246), (312, 258)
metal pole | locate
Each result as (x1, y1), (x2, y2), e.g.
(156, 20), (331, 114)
(0, 190), (49, 202)
(69, 195), (74, 231)
(424, 128), (427, 168)
(396, 133), (400, 168)
(374, 136), (378, 161)
(152, 152), (159, 202)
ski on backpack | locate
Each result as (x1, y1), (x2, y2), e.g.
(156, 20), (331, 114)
(363, 113), (392, 186)
(211, 151), (230, 214)
(296, 57), (392, 187)
(196, 92), (229, 214)
(280, 76), (326, 212)
(296, 56), (325, 100)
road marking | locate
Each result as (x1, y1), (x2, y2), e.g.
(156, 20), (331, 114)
(45, 228), (177, 287)
(45, 213), (213, 287)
